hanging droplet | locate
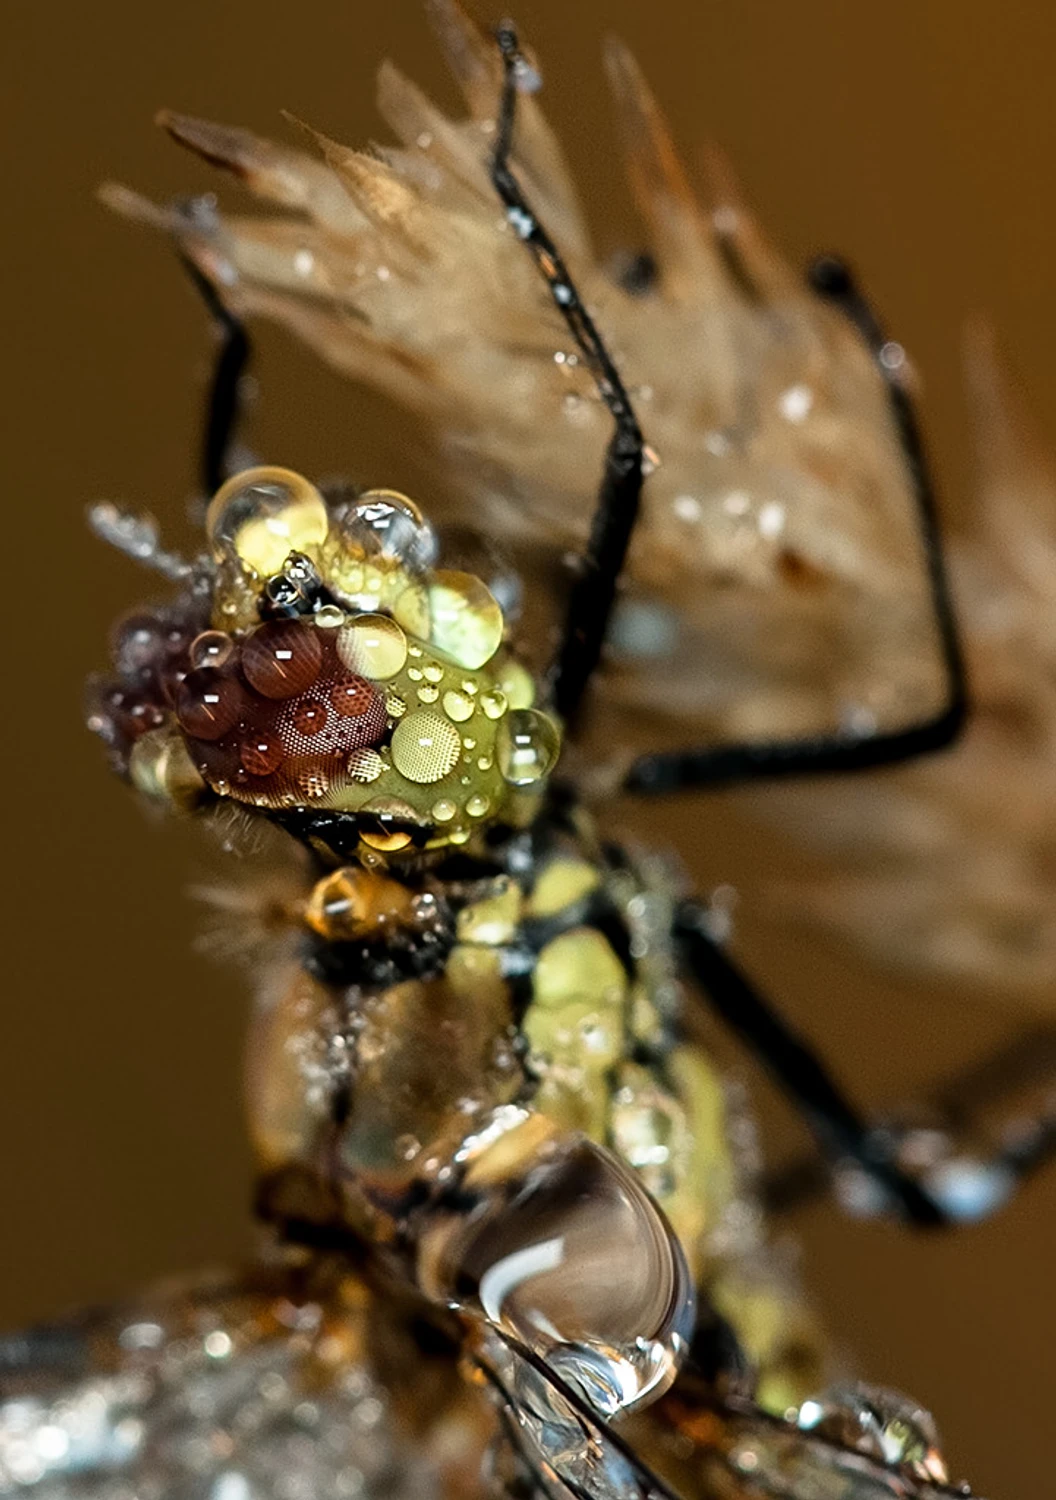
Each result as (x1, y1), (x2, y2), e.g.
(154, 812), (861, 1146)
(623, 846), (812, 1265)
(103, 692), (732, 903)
(419, 1133), (694, 1417)
(206, 466), (329, 576)
(496, 709), (561, 786)
(360, 796), (418, 851)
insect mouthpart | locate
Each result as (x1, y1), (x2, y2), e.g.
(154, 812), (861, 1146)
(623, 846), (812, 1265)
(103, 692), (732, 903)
(88, 465), (562, 858)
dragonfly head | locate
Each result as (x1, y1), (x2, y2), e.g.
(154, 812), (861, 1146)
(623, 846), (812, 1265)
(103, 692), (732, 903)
(89, 467), (562, 859)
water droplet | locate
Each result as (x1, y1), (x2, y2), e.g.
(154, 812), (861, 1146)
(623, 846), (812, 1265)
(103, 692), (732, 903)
(421, 571), (504, 669)
(481, 689), (508, 720)
(176, 668), (244, 741)
(335, 490), (436, 570)
(443, 690), (475, 722)
(314, 604), (346, 629)
(391, 711), (462, 783)
(347, 748), (384, 783)
(189, 630), (234, 670)
(359, 796), (417, 851)
(242, 619), (323, 699)
(298, 766), (331, 800)
(206, 466), (328, 577)
(239, 732), (284, 777)
(496, 709), (561, 786)
(420, 1135), (693, 1416)
(796, 1384), (948, 1484)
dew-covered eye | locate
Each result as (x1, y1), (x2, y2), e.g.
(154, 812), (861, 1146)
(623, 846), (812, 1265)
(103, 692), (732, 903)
(175, 668), (245, 741)
(241, 619), (323, 698)
(93, 468), (563, 849)
(206, 466), (329, 576)
(176, 618), (391, 806)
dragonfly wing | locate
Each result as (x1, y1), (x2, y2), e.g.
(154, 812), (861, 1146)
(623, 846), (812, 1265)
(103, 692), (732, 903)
(0, 1257), (492, 1499)
(474, 1327), (979, 1500)
(103, 0), (948, 767)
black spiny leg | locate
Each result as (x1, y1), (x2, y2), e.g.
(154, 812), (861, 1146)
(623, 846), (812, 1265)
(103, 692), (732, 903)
(762, 1022), (1056, 1221)
(178, 252), (251, 498)
(491, 26), (645, 731)
(624, 258), (968, 794)
(675, 899), (948, 1227)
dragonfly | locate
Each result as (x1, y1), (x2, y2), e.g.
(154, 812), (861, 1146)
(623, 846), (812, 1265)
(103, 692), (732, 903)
(3, 7), (1053, 1498)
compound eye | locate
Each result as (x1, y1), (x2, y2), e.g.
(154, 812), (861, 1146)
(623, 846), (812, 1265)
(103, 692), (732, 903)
(241, 619), (323, 699)
(175, 668), (244, 741)
(206, 466), (329, 576)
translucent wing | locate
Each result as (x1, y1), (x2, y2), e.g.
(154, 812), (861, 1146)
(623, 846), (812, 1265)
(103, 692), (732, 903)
(103, 0), (948, 766)
(474, 1328), (979, 1500)
(0, 1257), (492, 1499)
(101, 0), (1056, 1006)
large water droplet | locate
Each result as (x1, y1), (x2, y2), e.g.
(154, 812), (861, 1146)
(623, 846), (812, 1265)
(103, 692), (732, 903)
(420, 1134), (693, 1416)
(206, 466), (329, 576)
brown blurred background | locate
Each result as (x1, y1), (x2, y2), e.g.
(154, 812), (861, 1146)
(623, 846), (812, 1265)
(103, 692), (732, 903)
(5, 1), (1055, 1494)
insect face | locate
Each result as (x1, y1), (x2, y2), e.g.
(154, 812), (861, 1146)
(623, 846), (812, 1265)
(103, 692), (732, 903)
(90, 465), (562, 860)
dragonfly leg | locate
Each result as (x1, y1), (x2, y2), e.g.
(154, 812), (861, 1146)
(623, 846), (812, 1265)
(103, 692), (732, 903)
(623, 258), (968, 795)
(177, 251), (251, 498)
(490, 25), (646, 732)
(675, 898), (954, 1227)
(761, 1023), (1056, 1222)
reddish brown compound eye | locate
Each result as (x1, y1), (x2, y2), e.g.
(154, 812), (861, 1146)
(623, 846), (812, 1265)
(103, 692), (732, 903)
(241, 619), (322, 699)
(292, 698), (328, 737)
(330, 676), (377, 720)
(176, 669), (244, 741)
(239, 732), (285, 777)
